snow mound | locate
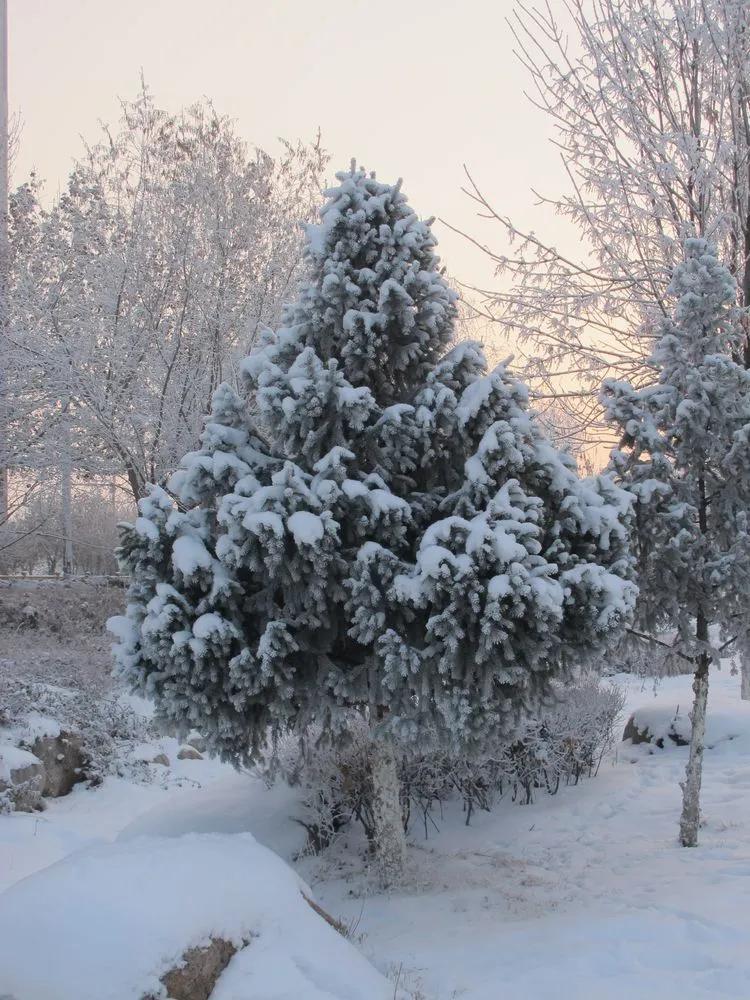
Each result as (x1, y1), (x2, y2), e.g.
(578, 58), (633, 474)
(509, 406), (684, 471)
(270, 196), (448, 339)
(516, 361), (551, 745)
(0, 742), (40, 781)
(627, 697), (749, 751)
(117, 772), (307, 860)
(0, 832), (391, 1000)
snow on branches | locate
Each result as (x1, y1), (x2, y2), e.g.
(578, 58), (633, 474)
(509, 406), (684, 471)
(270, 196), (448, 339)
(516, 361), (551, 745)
(110, 164), (634, 789)
(602, 239), (750, 845)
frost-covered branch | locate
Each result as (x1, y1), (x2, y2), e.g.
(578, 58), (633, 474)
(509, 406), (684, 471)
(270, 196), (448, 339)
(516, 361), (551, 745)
(460, 0), (750, 444)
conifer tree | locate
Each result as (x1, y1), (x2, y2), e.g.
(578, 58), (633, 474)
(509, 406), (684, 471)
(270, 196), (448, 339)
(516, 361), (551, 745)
(110, 166), (635, 883)
(602, 239), (750, 847)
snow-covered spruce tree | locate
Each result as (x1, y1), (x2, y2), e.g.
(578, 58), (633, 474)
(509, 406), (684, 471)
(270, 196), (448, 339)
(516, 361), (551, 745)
(602, 239), (750, 847)
(349, 361), (636, 751)
(110, 166), (635, 884)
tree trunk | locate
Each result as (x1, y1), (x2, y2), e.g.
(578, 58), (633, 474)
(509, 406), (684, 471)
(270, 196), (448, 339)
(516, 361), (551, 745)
(740, 658), (750, 701)
(126, 464), (146, 505)
(0, 1), (8, 529)
(679, 650), (709, 847)
(680, 481), (711, 847)
(61, 420), (74, 578)
(370, 739), (406, 887)
(0, 466), (7, 525)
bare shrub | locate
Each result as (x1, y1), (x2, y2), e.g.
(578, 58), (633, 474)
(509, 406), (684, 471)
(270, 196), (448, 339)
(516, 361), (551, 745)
(261, 678), (626, 851)
(504, 679), (626, 804)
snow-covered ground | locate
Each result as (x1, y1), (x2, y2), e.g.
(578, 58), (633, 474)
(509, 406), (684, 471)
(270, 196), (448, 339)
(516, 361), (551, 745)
(0, 833), (394, 1000)
(2, 668), (750, 999)
(306, 669), (750, 999)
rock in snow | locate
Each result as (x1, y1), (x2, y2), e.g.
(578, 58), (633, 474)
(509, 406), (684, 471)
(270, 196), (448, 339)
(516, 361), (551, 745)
(0, 744), (45, 812)
(186, 733), (207, 754)
(145, 936), (245, 1000)
(31, 731), (85, 797)
(623, 703), (742, 751)
(0, 832), (392, 1000)
(622, 713), (683, 748)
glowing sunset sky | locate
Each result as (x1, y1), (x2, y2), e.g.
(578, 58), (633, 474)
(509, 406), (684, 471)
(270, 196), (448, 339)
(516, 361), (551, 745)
(10, 0), (577, 296)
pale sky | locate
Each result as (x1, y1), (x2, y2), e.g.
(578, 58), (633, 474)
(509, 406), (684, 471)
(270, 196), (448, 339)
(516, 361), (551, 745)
(10, 0), (575, 294)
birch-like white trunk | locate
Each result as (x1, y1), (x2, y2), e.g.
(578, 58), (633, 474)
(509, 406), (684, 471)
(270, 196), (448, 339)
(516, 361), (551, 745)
(61, 418), (74, 578)
(740, 658), (750, 701)
(679, 652), (709, 847)
(680, 486), (711, 848)
(370, 740), (406, 887)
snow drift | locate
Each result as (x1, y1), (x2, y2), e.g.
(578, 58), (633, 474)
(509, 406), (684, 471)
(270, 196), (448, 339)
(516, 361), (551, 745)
(0, 832), (391, 1000)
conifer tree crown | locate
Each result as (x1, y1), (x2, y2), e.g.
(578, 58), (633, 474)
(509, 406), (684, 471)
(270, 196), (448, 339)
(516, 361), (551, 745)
(110, 166), (635, 761)
(602, 238), (750, 662)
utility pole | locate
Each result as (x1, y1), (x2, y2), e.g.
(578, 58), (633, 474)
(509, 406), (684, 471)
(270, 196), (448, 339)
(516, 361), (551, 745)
(0, 0), (9, 528)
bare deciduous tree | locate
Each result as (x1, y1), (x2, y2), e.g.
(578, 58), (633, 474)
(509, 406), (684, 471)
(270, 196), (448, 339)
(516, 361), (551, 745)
(9, 86), (328, 505)
(456, 0), (750, 451)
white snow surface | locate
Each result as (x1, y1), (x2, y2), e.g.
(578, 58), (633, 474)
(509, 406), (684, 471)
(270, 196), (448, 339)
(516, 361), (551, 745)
(171, 534), (213, 576)
(10, 711), (62, 742)
(629, 700), (745, 749)
(287, 509), (325, 546)
(0, 832), (391, 1000)
(0, 742), (40, 780)
(2, 668), (750, 999)
(305, 669), (750, 1000)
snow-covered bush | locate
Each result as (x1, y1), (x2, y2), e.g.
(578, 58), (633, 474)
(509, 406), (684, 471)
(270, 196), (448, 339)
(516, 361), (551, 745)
(0, 745), (45, 815)
(266, 717), (378, 852)
(504, 678), (626, 803)
(264, 679), (626, 850)
(0, 676), (157, 786)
